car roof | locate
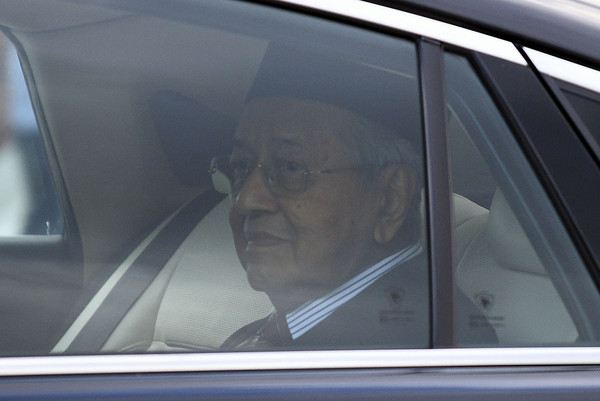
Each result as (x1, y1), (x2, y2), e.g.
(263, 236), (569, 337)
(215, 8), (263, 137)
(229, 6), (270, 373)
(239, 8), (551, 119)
(379, 0), (600, 68)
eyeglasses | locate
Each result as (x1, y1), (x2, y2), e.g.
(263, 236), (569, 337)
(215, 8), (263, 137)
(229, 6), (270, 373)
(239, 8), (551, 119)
(209, 155), (367, 196)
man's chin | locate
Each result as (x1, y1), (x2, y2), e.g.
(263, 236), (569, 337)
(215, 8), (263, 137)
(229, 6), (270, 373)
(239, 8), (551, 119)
(245, 263), (271, 293)
(245, 263), (292, 302)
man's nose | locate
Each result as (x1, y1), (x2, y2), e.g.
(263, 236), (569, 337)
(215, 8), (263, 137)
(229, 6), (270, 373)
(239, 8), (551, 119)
(232, 167), (279, 215)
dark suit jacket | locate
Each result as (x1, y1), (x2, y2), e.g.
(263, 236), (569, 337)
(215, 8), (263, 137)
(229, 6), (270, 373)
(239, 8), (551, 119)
(222, 254), (496, 350)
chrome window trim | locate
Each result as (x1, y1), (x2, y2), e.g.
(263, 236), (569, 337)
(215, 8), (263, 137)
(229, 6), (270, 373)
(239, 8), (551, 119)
(3, 348), (600, 376)
(272, 0), (526, 65)
(525, 47), (600, 93)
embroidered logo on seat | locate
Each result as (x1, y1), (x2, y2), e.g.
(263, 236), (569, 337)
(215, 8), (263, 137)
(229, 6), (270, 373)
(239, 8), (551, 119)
(385, 286), (405, 308)
(474, 290), (495, 312)
(379, 287), (414, 323)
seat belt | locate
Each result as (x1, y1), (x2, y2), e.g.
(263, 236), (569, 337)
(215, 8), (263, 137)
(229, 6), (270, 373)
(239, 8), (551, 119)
(66, 190), (224, 353)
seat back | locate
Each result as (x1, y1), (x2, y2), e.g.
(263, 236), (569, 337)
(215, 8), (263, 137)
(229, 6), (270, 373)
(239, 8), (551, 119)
(455, 190), (578, 345)
(103, 193), (494, 351)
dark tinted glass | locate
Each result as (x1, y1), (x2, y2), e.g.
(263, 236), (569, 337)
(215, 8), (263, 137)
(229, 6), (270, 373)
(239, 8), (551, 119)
(559, 80), (600, 143)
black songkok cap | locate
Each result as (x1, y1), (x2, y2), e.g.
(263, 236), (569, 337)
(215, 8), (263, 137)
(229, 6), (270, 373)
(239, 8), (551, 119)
(247, 43), (421, 146)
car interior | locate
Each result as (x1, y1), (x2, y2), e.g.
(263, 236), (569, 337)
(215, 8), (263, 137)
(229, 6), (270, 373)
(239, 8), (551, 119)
(0, 0), (588, 355)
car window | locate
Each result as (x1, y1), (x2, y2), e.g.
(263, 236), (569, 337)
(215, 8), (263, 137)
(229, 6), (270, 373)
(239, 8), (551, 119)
(7, 0), (598, 359)
(2, 0), (454, 356)
(0, 35), (62, 236)
(557, 80), (600, 144)
(445, 52), (600, 346)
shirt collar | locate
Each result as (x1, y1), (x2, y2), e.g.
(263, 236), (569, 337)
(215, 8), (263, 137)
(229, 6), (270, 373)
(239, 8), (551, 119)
(285, 242), (423, 340)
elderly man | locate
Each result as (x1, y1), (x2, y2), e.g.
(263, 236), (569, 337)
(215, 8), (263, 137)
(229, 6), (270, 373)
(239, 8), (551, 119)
(214, 45), (495, 349)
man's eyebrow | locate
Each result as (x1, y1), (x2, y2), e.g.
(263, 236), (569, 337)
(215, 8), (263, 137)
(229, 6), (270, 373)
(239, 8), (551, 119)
(269, 137), (303, 147)
(231, 135), (303, 151)
(231, 138), (251, 150)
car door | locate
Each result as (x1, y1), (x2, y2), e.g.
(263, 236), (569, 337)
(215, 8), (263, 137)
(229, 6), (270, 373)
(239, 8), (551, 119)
(0, 0), (600, 399)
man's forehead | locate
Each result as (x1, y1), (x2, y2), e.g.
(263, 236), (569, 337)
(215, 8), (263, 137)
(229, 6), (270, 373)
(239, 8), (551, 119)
(232, 135), (303, 151)
(232, 131), (346, 161)
(233, 97), (354, 149)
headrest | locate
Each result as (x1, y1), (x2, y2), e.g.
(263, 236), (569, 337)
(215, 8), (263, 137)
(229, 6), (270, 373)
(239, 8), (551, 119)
(453, 193), (488, 228)
(150, 91), (236, 187)
(486, 190), (546, 275)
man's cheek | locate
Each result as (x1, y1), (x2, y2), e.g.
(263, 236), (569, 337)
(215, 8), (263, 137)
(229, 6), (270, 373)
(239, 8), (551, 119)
(228, 215), (247, 267)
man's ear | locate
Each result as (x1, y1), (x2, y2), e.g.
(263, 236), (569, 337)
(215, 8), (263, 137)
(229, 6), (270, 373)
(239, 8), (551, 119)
(373, 165), (417, 245)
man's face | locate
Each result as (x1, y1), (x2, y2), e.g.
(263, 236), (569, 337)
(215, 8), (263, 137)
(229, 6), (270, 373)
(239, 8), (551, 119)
(229, 97), (384, 310)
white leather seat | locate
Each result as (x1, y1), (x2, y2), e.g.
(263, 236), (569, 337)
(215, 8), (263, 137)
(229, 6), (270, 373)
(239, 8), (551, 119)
(99, 193), (501, 351)
(102, 199), (273, 352)
(455, 190), (578, 345)
(102, 193), (495, 351)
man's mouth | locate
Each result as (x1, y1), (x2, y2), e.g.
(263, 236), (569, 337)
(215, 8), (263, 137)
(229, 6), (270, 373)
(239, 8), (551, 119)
(244, 231), (289, 247)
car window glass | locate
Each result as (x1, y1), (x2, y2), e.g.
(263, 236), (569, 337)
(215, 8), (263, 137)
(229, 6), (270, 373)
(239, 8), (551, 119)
(2, 0), (459, 356)
(556, 79), (600, 145)
(0, 35), (63, 236)
(445, 52), (600, 346)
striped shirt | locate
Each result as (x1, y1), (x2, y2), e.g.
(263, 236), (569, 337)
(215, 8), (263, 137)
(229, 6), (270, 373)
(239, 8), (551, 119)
(285, 243), (423, 340)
